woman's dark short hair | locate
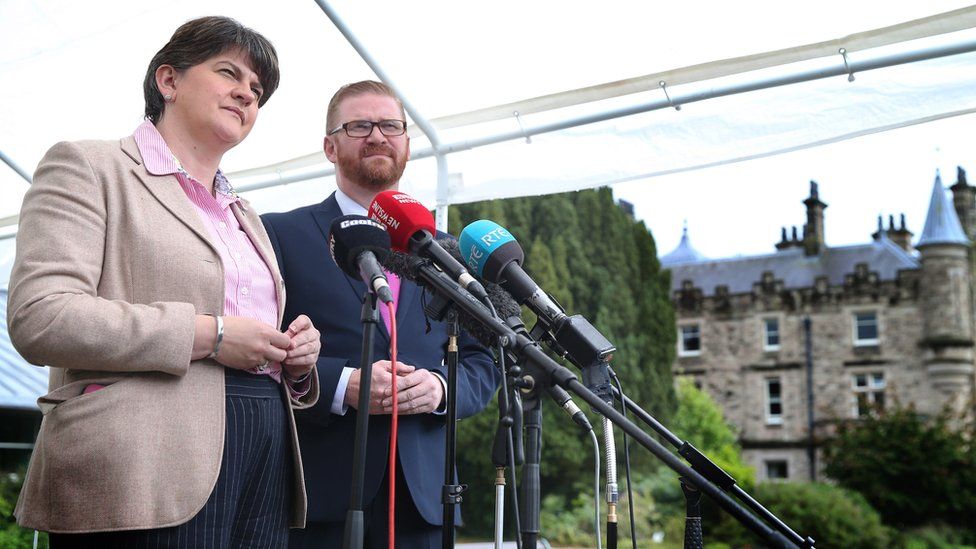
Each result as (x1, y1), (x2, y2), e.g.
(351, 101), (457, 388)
(143, 16), (279, 123)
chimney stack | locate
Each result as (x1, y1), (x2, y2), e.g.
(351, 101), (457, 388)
(803, 180), (828, 256)
(889, 214), (914, 253)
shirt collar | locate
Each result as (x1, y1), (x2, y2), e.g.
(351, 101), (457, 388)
(132, 120), (240, 202)
(335, 187), (368, 217)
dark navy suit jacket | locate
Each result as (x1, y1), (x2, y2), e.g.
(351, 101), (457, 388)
(262, 193), (500, 525)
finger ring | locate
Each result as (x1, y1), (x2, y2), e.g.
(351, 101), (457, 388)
(257, 360), (269, 371)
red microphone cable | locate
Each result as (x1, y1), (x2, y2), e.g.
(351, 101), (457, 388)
(387, 300), (398, 549)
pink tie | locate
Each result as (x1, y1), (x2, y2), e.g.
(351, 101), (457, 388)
(379, 270), (400, 334)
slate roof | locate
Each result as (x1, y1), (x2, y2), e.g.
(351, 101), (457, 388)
(666, 235), (919, 295)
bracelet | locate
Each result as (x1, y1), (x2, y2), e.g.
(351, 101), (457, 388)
(208, 315), (224, 360)
(283, 368), (312, 384)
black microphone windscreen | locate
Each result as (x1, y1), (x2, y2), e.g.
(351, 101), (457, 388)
(382, 251), (424, 282)
(483, 240), (524, 283)
(329, 215), (391, 279)
(485, 278), (523, 321)
(383, 238), (525, 348)
(439, 238), (520, 315)
(439, 237), (525, 347)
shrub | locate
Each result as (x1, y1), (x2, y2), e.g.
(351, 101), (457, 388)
(0, 471), (47, 549)
(894, 524), (976, 549)
(822, 405), (976, 532)
(709, 482), (891, 548)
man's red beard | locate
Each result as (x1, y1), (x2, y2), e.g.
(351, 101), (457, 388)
(337, 143), (407, 191)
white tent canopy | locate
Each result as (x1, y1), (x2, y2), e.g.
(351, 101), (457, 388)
(3, 1), (976, 274)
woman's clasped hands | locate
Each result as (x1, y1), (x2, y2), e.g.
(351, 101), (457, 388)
(193, 314), (320, 376)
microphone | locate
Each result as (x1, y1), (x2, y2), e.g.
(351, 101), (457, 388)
(384, 248), (511, 348)
(458, 220), (565, 327)
(368, 191), (489, 302)
(504, 307), (593, 435)
(384, 238), (521, 347)
(329, 215), (394, 304)
(459, 220), (615, 368)
(386, 243), (593, 433)
(548, 384), (593, 433)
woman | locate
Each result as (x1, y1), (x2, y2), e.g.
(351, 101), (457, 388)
(8, 16), (320, 546)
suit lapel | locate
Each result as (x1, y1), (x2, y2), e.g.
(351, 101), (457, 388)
(395, 276), (420, 329)
(310, 194), (344, 249)
(312, 195), (390, 339)
(121, 137), (218, 255)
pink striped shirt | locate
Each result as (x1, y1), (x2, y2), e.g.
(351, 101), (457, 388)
(133, 121), (293, 386)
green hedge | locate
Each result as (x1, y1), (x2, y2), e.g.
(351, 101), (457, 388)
(710, 482), (891, 548)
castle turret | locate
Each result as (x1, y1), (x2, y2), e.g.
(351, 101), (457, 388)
(917, 171), (974, 405)
(950, 167), (976, 242)
(661, 223), (707, 266)
(802, 181), (827, 256)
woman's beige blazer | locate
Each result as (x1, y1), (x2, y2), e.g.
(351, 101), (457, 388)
(8, 136), (319, 533)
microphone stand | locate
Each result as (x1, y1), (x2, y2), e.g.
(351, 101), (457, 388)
(609, 383), (815, 549)
(344, 291), (381, 549)
(584, 360), (618, 549)
(519, 381), (542, 549)
(521, 358), (802, 549)
(442, 309), (466, 549)
(396, 258), (810, 548)
(680, 478), (704, 549)
(528, 309), (814, 549)
(533, 317), (620, 549)
(490, 364), (524, 549)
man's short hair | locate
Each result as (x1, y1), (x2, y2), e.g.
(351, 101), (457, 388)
(326, 80), (406, 134)
(143, 15), (280, 124)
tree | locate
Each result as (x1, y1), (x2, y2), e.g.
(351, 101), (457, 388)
(822, 405), (976, 532)
(710, 482), (892, 549)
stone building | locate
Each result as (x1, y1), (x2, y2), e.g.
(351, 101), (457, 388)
(661, 171), (976, 483)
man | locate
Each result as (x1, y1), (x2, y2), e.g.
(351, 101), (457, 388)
(262, 80), (501, 548)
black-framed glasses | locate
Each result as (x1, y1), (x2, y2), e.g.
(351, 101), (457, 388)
(328, 119), (407, 138)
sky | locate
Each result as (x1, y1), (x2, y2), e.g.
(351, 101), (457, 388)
(2, 0), (975, 280)
(616, 112), (976, 260)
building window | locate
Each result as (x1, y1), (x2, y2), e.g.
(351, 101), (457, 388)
(852, 372), (886, 417)
(765, 460), (789, 480)
(763, 318), (780, 351)
(853, 311), (879, 346)
(765, 377), (783, 425)
(679, 324), (701, 357)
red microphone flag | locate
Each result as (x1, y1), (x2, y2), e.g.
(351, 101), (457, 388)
(368, 190), (436, 252)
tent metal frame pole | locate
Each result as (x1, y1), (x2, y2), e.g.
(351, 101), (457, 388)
(437, 35), (976, 154)
(5, 31), (976, 240)
(1, 150), (32, 184)
(232, 33), (976, 195)
(315, 0), (452, 231)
